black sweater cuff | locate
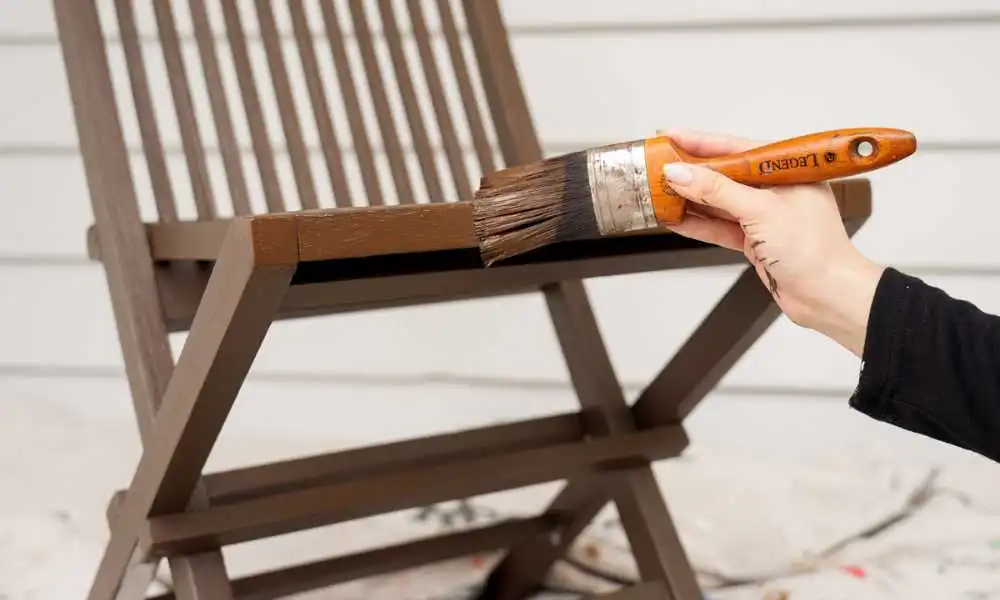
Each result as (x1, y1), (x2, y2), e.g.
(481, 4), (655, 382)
(848, 267), (912, 420)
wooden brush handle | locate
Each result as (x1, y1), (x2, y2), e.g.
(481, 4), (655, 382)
(644, 127), (917, 223)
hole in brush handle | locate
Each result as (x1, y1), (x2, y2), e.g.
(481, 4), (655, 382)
(851, 137), (878, 158)
(845, 135), (885, 171)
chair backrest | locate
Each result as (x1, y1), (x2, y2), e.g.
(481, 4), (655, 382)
(56, 0), (542, 226)
(53, 0), (545, 432)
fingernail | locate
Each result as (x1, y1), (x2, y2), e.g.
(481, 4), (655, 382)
(663, 163), (694, 184)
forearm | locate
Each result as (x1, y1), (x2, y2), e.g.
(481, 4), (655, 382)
(846, 267), (1000, 462)
(803, 253), (885, 357)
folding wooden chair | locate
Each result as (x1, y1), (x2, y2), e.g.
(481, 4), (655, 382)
(52, 1), (873, 598)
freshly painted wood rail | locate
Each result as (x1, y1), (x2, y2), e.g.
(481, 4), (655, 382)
(51, 1), (875, 599)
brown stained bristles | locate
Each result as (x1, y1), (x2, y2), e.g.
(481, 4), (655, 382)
(472, 151), (599, 266)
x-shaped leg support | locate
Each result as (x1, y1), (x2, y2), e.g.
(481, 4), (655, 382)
(478, 205), (870, 600)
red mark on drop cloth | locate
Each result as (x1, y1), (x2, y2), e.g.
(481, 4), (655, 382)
(840, 565), (867, 579)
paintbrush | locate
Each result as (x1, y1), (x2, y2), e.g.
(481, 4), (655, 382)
(472, 127), (917, 265)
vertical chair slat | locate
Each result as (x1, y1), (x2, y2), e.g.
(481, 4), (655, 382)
(289, 0), (353, 208)
(462, 0), (543, 166)
(113, 0), (178, 222)
(377, 0), (445, 203)
(347, 0), (415, 204)
(188, 0), (252, 216)
(438, 0), (496, 174)
(152, 0), (217, 220)
(221, 0), (286, 213)
(318, 0), (384, 206)
(256, 0), (319, 210)
(407, 0), (472, 201)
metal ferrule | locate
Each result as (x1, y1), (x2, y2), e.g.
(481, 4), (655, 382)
(586, 140), (657, 236)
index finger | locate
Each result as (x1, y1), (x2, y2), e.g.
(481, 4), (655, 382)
(655, 128), (764, 158)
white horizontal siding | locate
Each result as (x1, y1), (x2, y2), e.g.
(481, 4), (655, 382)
(501, 1), (1000, 27)
(4, 264), (999, 393)
(518, 27), (1000, 147)
(3, 0), (1000, 38)
(3, 1), (1000, 438)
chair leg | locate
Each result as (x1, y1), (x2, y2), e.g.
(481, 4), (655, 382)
(168, 551), (234, 600)
(85, 220), (296, 600)
(51, 0), (242, 594)
(477, 270), (779, 600)
(161, 489), (235, 600)
(480, 281), (702, 599)
(110, 544), (230, 600)
(544, 281), (700, 598)
(106, 486), (232, 600)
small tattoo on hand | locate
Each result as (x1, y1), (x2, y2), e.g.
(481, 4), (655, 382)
(764, 268), (779, 296)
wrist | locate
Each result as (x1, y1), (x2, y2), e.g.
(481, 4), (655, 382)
(801, 250), (884, 357)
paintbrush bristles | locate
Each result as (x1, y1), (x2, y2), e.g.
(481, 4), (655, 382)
(472, 151), (598, 265)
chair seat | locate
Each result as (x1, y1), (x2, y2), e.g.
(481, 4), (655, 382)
(87, 181), (871, 333)
(91, 179), (871, 267)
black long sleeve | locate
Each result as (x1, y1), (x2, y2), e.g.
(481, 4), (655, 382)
(849, 267), (1000, 462)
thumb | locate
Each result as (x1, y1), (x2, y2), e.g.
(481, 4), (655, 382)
(662, 162), (767, 220)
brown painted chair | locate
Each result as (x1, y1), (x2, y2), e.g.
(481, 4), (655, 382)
(52, 1), (872, 599)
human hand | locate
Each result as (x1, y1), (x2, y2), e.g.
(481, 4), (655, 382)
(657, 128), (885, 356)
